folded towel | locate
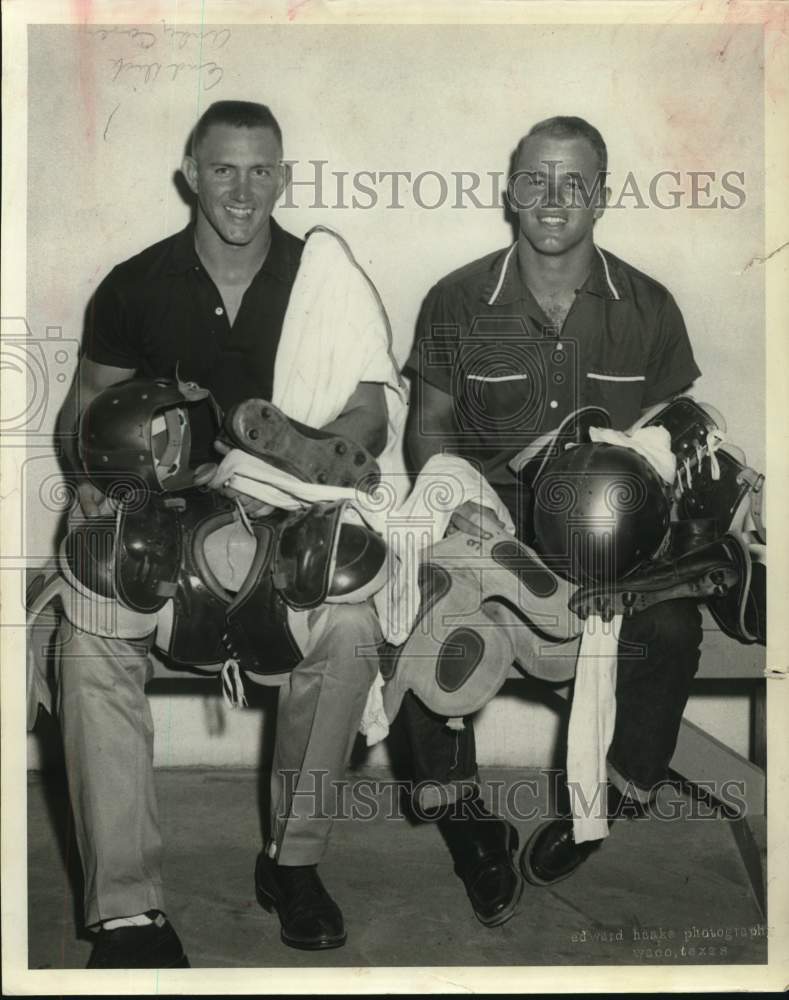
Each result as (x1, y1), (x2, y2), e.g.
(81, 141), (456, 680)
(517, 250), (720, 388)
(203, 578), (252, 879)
(568, 423), (676, 842)
(273, 225), (408, 499)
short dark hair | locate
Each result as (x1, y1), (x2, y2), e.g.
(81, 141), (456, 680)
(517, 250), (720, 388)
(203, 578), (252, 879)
(516, 116), (608, 176)
(190, 100), (283, 155)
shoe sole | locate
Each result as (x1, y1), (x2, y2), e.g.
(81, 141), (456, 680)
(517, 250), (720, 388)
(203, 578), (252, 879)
(519, 822), (583, 888)
(467, 823), (524, 928)
(227, 400), (379, 490)
(255, 883), (347, 951)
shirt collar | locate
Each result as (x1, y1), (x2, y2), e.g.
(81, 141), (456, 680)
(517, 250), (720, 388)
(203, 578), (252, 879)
(582, 246), (625, 300)
(166, 216), (297, 283)
(482, 241), (626, 306)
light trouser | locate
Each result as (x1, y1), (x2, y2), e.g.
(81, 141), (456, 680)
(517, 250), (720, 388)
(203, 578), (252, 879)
(54, 603), (381, 926)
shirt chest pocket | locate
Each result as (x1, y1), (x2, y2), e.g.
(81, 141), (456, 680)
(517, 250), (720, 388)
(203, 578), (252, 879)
(459, 342), (551, 429)
(584, 371), (647, 431)
(461, 369), (549, 431)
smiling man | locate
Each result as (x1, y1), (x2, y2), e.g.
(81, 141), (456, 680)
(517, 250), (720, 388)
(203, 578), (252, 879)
(54, 100), (388, 966)
(401, 116), (703, 927)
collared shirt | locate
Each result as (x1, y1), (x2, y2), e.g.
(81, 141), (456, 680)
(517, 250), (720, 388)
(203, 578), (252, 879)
(405, 241), (701, 506)
(85, 217), (304, 412)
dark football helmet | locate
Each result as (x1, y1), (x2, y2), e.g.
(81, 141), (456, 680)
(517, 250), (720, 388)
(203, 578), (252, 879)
(79, 376), (220, 495)
(532, 442), (671, 584)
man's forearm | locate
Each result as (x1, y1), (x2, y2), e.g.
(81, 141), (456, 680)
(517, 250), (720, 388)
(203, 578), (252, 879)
(322, 405), (388, 457)
(57, 377), (85, 476)
(406, 428), (455, 475)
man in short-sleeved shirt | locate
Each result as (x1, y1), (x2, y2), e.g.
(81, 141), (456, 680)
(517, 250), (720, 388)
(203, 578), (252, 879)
(401, 116), (703, 928)
(55, 100), (388, 966)
(86, 217), (304, 408)
(83, 215), (305, 467)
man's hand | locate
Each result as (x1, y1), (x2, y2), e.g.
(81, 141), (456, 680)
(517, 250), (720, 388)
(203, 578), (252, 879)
(76, 480), (107, 517)
(448, 500), (505, 539)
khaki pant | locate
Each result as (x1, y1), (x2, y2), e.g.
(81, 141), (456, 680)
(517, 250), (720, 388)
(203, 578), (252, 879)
(55, 603), (380, 926)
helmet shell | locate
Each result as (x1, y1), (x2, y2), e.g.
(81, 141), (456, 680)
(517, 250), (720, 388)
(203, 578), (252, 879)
(79, 376), (218, 495)
(533, 443), (670, 584)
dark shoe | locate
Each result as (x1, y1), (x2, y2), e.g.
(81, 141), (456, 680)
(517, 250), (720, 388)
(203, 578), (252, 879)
(87, 911), (189, 968)
(254, 851), (346, 950)
(440, 807), (523, 927)
(520, 818), (602, 887)
(521, 782), (648, 887)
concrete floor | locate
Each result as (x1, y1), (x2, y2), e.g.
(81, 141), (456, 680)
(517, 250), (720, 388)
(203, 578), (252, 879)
(27, 764), (767, 970)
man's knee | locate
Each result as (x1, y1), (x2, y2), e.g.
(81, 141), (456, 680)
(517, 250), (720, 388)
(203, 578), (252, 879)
(57, 626), (154, 703)
(307, 603), (381, 684)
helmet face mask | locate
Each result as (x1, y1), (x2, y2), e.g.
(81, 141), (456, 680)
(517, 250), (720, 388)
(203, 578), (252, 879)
(79, 377), (220, 497)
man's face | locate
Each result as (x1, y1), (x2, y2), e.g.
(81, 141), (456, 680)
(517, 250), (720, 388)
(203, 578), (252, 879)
(183, 124), (286, 247)
(510, 134), (607, 256)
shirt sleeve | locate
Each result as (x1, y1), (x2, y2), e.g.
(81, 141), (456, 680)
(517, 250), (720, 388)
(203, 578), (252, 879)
(403, 285), (457, 394)
(82, 269), (141, 370)
(641, 291), (702, 406)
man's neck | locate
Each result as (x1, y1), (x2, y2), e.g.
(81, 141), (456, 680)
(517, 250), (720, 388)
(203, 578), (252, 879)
(517, 236), (595, 297)
(194, 217), (273, 285)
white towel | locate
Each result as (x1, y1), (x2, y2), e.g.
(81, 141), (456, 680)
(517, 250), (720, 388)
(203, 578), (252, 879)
(588, 424), (676, 486)
(567, 424), (676, 843)
(234, 224), (407, 735)
(567, 619), (622, 842)
(272, 225), (408, 498)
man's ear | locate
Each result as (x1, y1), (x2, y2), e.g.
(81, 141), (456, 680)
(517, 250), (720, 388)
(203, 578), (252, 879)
(182, 155), (199, 195)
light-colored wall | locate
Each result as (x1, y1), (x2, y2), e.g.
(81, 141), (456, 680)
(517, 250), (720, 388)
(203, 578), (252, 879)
(23, 21), (764, 769)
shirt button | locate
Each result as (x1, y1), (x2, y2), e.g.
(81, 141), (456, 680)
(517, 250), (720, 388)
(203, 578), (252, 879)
(215, 306), (224, 316)
(549, 400), (559, 410)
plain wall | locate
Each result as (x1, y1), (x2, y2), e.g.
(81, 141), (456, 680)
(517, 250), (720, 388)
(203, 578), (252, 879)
(22, 20), (764, 769)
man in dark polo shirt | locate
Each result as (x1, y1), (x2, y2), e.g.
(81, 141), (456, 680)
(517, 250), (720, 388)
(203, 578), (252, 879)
(56, 101), (388, 966)
(401, 116), (703, 927)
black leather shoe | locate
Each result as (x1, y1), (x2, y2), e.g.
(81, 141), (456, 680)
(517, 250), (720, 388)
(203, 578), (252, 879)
(520, 818), (602, 887)
(521, 782), (649, 887)
(440, 808), (523, 927)
(87, 911), (189, 968)
(254, 851), (346, 950)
